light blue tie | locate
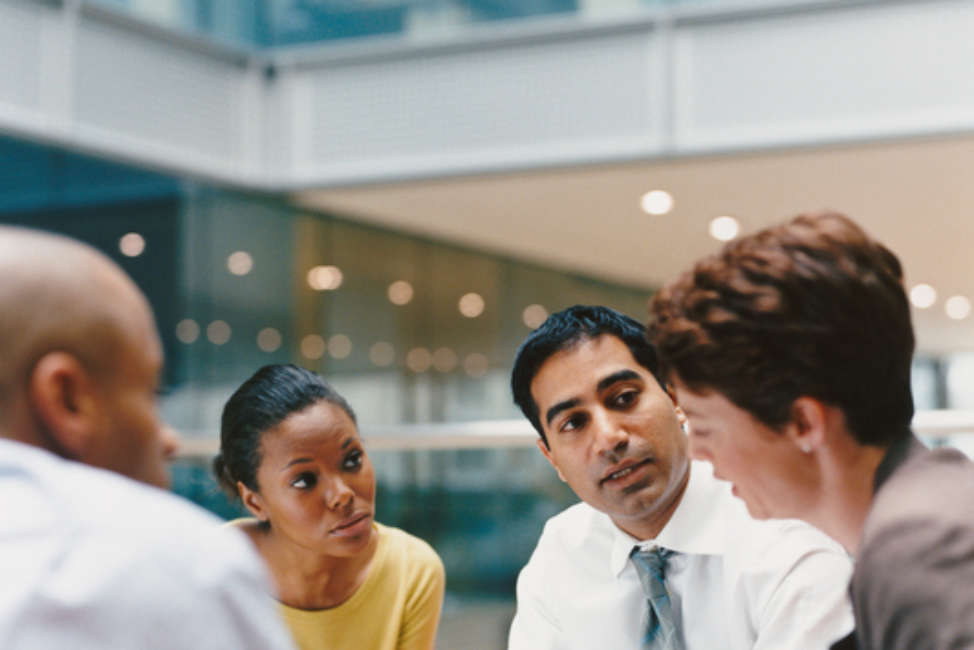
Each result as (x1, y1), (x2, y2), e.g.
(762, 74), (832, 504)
(630, 546), (684, 650)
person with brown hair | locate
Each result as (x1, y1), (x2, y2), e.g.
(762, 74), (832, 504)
(649, 211), (974, 650)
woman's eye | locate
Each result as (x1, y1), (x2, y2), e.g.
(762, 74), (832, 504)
(342, 450), (363, 471)
(291, 473), (316, 489)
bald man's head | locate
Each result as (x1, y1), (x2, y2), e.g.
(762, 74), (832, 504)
(0, 226), (178, 488)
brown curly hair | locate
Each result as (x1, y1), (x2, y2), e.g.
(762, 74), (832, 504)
(648, 211), (914, 446)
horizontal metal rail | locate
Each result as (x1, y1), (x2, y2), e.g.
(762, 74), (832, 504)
(174, 410), (974, 458)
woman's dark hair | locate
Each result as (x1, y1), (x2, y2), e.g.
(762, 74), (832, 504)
(213, 364), (357, 496)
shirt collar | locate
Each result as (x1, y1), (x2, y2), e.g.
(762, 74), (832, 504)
(872, 430), (926, 493)
(609, 460), (729, 577)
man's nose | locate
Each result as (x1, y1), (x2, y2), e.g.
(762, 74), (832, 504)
(592, 411), (629, 458)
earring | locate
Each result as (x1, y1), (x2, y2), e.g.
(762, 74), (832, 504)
(680, 419), (690, 435)
(800, 443), (812, 454)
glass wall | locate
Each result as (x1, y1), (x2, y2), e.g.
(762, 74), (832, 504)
(82, 0), (813, 49)
(6, 133), (974, 647)
(0, 134), (654, 648)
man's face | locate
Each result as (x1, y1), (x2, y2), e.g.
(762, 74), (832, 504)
(671, 377), (811, 520)
(530, 335), (690, 539)
(89, 303), (178, 489)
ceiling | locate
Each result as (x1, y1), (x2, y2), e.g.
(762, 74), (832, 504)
(294, 133), (974, 355)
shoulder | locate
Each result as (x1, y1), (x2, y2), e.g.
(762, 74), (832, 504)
(32, 455), (267, 589)
(534, 501), (605, 552)
(853, 448), (974, 648)
(376, 523), (444, 581)
(519, 501), (609, 581)
(0, 447), (285, 647)
(867, 446), (974, 538)
(715, 493), (852, 610)
(859, 445), (974, 583)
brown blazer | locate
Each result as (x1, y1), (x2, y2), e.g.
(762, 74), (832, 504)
(833, 433), (974, 650)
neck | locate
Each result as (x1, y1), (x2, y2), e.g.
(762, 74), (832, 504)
(807, 441), (887, 553)
(254, 523), (379, 610)
(612, 461), (690, 541)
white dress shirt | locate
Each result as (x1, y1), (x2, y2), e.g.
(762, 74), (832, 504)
(509, 461), (853, 650)
(0, 438), (296, 649)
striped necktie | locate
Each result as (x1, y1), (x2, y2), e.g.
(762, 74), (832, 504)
(630, 546), (684, 649)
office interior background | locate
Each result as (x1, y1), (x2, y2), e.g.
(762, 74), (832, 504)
(4, 0), (974, 646)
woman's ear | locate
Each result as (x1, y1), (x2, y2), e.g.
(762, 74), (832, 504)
(674, 406), (690, 435)
(28, 351), (100, 460)
(789, 396), (828, 454)
(237, 481), (267, 522)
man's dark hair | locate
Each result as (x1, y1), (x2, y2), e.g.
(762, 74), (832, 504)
(511, 305), (664, 448)
(213, 364), (357, 495)
(648, 211), (914, 447)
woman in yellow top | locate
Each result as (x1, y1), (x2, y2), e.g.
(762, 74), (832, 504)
(213, 364), (445, 650)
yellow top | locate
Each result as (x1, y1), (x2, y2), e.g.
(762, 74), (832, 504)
(270, 522), (444, 650)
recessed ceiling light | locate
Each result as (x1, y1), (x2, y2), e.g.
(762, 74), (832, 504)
(463, 353), (489, 378)
(119, 232), (146, 257)
(909, 284), (937, 309)
(227, 251), (254, 276)
(406, 347), (432, 373)
(459, 292), (485, 318)
(709, 216), (740, 242)
(301, 334), (326, 359)
(522, 304), (548, 329)
(328, 334), (352, 359)
(388, 280), (414, 305)
(206, 320), (231, 345)
(370, 341), (395, 367)
(307, 265), (343, 291)
(640, 190), (674, 216)
(257, 327), (281, 352)
(946, 295), (971, 320)
(175, 319), (199, 344)
(432, 347), (458, 373)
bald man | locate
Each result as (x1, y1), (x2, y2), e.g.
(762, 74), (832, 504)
(0, 226), (295, 649)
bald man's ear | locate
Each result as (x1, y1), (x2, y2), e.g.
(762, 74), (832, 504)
(28, 352), (101, 461)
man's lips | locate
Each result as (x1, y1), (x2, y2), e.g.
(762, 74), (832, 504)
(600, 457), (652, 485)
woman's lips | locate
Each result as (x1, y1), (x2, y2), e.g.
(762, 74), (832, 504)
(330, 512), (372, 537)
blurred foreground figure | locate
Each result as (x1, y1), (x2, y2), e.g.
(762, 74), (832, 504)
(649, 212), (974, 650)
(0, 226), (295, 649)
(508, 305), (853, 649)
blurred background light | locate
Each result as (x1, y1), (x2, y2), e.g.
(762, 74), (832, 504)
(119, 232), (145, 257)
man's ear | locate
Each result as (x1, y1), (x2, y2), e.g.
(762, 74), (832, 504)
(237, 481), (267, 522)
(536, 437), (567, 482)
(788, 396), (828, 454)
(28, 351), (100, 460)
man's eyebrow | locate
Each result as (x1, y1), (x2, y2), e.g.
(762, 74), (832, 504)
(596, 369), (642, 393)
(545, 398), (580, 427)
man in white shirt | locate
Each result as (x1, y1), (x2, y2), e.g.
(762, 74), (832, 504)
(0, 226), (295, 649)
(507, 305), (853, 650)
